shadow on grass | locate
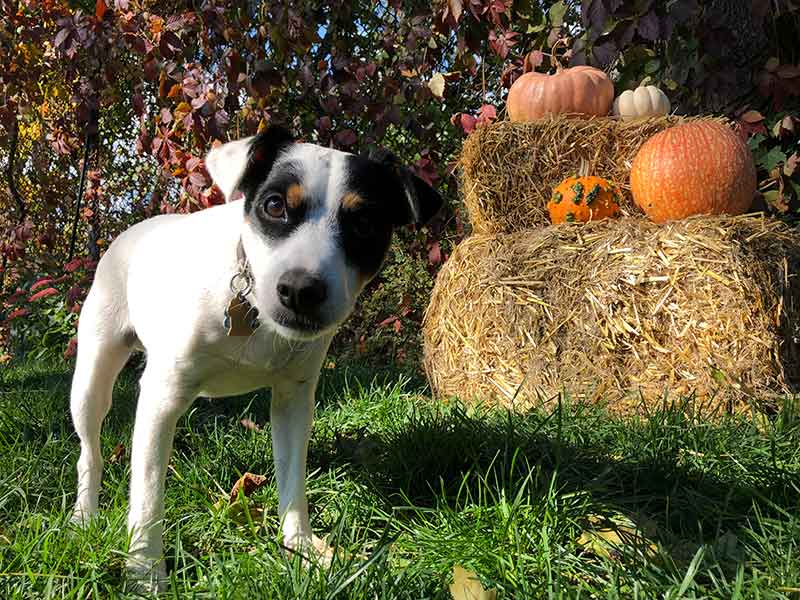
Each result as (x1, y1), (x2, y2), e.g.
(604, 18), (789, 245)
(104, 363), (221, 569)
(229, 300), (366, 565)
(6, 357), (798, 563)
(314, 390), (800, 550)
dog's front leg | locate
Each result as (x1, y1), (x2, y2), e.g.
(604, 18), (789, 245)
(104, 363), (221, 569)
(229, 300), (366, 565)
(125, 363), (194, 593)
(271, 376), (331, 564)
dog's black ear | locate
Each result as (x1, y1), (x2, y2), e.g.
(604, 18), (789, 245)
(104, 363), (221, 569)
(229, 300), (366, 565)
(369, 148), (443, 226)
(205, 125), (295, 201)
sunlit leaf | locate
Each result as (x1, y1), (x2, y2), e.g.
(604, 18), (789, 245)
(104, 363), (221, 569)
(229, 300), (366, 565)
(577, 513), (658, 560)
(449, 566), (497, 600)
(428, 72), (446, 99)
(228, 472), (268, 504)
(95, 0), (107, 20)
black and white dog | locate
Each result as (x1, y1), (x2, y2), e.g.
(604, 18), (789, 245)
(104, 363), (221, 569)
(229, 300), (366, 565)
(69, 125), (442, 591)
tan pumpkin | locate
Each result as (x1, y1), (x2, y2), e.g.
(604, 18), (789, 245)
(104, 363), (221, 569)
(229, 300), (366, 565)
(612, 85), (670, 121)
(507, 51), (614, 121)
(630, 120), (756, 223)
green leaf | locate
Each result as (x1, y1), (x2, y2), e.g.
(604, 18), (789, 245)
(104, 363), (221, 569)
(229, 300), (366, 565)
(747, 133), (766, 152)
(759, 147), (787, 171)
(644, 59), (661, 74)
(549, 1), (567, 27)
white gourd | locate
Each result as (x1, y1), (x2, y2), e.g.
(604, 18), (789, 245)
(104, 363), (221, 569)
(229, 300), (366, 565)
(612, 86), (670, 121)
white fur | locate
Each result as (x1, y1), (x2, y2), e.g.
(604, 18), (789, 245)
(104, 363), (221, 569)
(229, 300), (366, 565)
(70, 137), (374, 592)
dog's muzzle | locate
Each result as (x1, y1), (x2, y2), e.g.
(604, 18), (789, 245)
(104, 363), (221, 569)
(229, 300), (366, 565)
(273, 268), (327, 334)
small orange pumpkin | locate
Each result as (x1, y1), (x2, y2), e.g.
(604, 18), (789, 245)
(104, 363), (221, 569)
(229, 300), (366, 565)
(548, 176), (622, 224)
(630, 120), (756, 223)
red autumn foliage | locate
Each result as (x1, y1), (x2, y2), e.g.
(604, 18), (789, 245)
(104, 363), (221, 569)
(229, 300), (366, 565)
(29, 287), (59, 302)
(0, 0), (797, 363)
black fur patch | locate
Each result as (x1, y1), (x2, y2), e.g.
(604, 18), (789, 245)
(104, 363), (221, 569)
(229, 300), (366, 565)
(339, 153), (443, 278)
(246, 165), (308, 240)
(237, 125), (295, 213)
(366, 148), (443, 226)
(338, 155), (405, 278)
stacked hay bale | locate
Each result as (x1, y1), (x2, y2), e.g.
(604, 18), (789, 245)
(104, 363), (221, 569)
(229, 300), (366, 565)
(423, 116), (800, 415)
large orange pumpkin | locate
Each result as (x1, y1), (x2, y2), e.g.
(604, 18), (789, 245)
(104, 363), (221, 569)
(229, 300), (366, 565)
(507, 65), (614, 121)
(630, 121), (756, 223)
(548, 176), (621, 224)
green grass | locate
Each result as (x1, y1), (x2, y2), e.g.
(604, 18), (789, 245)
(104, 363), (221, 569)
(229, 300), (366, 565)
(1, 359), (800, 599)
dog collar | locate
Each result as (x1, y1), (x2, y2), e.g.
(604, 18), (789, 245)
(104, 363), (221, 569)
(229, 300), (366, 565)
(223, 239), (261, 336)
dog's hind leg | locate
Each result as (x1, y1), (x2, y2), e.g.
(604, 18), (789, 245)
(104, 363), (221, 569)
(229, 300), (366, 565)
(70, 294), (132, 523)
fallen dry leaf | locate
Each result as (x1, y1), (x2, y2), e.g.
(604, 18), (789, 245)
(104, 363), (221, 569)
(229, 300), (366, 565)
(577, 513), (658, 561)
(107, 443), (126, 464)
(449, 565), (497, 600)
(228, 503), (265, 526)
(239, 418), (262, 432)
(229, 472), (268, 504)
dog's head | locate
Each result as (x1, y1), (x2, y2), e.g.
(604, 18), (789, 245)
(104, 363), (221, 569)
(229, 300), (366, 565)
(205, 125), (443, 341)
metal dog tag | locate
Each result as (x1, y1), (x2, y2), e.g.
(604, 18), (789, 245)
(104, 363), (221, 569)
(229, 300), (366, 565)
(224, 293), (260, 337)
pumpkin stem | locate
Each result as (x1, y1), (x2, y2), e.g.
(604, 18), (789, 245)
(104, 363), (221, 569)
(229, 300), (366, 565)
(578, 158), (590, 177)
(550, 37), (570, 73)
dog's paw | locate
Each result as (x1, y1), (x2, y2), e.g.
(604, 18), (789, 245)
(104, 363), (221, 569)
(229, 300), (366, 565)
(125, 556), (167, 595)
(69, 505), (97, 528)
(284, 534), (336, 568)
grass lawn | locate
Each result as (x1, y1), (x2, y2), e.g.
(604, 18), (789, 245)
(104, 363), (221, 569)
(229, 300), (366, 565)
(1, 358), (799, 599)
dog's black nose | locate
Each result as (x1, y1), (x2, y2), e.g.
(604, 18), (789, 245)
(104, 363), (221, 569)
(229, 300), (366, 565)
(276, 269), (327, 314)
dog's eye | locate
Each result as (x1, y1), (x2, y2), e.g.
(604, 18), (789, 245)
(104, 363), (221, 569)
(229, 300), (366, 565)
(352, 215), (375, 238)
(264, 194), (286, 219)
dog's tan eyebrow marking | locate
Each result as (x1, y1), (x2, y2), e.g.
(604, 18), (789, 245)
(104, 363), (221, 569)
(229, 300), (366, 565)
(286, 183), (305, 210)
(342, 192), (365, 210)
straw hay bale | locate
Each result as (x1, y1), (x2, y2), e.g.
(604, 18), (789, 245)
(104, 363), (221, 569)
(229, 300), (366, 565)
(423, 215), (800, 416)
(459, 115), (728, 234)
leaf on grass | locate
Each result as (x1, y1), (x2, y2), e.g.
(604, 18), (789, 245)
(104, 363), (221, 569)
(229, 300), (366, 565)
(229, 472), (268, 504)
(212, 496), (265, 524)
(239, 418), (262, 432)
(577, 513), (658, 561)
(107, 443), (125, 464)
(449, 565), (497, 600)
(228, 503), (265, 525)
